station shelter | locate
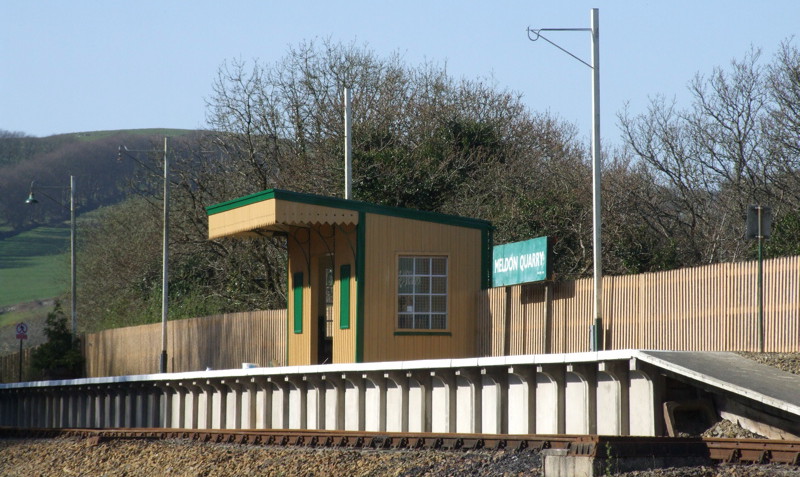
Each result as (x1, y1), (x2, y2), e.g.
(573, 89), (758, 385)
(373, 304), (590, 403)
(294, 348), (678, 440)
(206, 189), (493, 366)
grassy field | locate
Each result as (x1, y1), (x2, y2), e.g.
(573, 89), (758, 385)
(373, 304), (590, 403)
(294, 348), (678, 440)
(0, 226), (70, 312)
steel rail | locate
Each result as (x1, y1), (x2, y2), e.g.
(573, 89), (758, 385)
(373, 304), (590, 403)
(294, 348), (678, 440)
(1, 427), (799, 465)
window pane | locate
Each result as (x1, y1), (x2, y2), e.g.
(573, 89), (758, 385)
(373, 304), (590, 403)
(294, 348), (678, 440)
(431, 295), (447, 312)
(398, 314), (413, 329)
(398, 295), (414, 312)
(432, 277), (447, 294)
(399, 257), (414, 275)
(414, 314), (430, 329)
(431, 258), (447, 275)
(397, 255), (447, 331)
(415, 258), (430, 275)
(398, 276), (414, 293)
(415, 295), (430, 312)
(431, 314), (447, 329)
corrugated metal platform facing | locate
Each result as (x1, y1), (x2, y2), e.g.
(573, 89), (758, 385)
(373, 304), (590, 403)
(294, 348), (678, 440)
(3, 350), (800, 438)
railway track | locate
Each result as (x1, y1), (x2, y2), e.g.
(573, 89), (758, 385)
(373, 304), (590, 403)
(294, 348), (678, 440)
(2, 427), (800, 466)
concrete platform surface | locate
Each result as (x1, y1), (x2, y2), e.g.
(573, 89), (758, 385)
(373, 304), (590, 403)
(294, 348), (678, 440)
(636, 350), (800, 416)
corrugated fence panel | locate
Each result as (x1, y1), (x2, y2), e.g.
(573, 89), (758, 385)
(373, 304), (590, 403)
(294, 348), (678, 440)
(3, 258), (799, 381)
(605, 274), (640, 349)
(523, 284), (547, 354)
(727, 261), (753, 351)
(85, 323), (159, 376)
(477, 255), (799, 356)
(768, 256), (798, 352)
(81, 310), (286, 378)
(508, 285), (524, 355)
(476, 286), (506, 356)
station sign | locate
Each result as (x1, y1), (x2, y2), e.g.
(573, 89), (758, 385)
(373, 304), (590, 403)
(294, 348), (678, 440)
(492, 236), (551, 287)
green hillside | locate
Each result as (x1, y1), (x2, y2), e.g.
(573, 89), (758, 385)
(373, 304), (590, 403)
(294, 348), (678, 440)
(0, 225), (70, 309)
(0, 128), (205, 332)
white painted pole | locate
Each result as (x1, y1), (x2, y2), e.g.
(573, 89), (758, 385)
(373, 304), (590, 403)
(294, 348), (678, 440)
(344, 88), (353, 200)
(161, 137), (169, 373)
(590, 8), (603, 351)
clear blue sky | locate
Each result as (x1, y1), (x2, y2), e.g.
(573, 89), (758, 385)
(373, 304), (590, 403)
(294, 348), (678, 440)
(2, 1), (798, 147)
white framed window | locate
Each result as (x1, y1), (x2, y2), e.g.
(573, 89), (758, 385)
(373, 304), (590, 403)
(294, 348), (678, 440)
(397, 256), (448, 330)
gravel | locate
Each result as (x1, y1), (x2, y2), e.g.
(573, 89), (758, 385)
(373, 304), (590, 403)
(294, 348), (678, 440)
(0, 437), (543, 477)
(615, 465), (800, 476)
(4, 436), (800, 476)
(737, 353), (800, 376)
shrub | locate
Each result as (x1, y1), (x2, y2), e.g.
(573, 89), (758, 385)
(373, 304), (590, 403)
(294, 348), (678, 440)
(29, 302), (84, 380)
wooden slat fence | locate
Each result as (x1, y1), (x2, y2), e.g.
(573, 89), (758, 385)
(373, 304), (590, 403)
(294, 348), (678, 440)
(3, 256), (798, 382)
(0, 348), (35, 383)
(477, 255), (800, 356)
(84, 309), (287, 377)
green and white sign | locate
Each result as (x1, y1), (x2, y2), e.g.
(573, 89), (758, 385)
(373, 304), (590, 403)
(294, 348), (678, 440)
(492, 236), (550, 287)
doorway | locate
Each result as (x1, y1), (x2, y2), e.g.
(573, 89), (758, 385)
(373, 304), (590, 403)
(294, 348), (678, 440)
(317, 254), (334, 364)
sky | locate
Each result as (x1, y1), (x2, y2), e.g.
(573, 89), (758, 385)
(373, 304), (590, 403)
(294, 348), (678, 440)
(2, 1), (799, 148)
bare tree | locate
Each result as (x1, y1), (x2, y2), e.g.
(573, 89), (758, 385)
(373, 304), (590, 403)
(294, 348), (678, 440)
(619, 44), (800, 266)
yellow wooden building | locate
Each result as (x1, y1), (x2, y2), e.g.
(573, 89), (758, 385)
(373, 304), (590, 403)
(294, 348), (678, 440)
(206, 189), (492, 365)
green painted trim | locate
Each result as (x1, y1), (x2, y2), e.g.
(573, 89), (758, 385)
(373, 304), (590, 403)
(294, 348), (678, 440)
(206, 188), (492, 232)
(339, 264), (351, 330)
(355, 211), (366, 363)
(205, 189), (276, 215)
(393, 331), (452, 336)
(285, 266), (290, 364)
(292, 272), (303, 334)
(481, 226), (494, 289)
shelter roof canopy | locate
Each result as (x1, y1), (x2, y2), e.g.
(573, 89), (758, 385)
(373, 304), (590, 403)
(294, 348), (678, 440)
(207, 189), (358, 239)
(206, 188), (493, 240)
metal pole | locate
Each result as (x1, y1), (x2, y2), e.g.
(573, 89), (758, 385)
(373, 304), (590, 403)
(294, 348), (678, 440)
(757, 206), (764, 353)
(590, 8), (603, 351)
(18, 339), (22, 382)
(160, 137), (169, 373)
(70, 175), (77, 340)
(344, 88), (353, 200)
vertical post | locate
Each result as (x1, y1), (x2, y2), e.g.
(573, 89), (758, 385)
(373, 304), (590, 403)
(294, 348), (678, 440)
(161, 137), (169, 373)
(18, 339), (23, 382)
(757, 206), (764, 353)
(344, 88), (353, 200)
(70, 175), (77, 340)
(590, 8), (603, 351)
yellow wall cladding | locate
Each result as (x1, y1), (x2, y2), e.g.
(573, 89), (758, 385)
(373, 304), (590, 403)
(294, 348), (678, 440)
(362, 213), (482, 362)
(288, 224), (357, 366)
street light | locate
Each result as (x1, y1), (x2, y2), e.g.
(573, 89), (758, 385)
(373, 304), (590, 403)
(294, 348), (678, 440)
(118, 137), (170, 373)
(528, 9), (604, 351)
(25, 176), (77, 340)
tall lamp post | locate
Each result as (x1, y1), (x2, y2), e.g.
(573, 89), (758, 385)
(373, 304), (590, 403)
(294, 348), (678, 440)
(118, 137), (170, 373)
(26, 176), (77, 339)
(528, 8), (604, 351)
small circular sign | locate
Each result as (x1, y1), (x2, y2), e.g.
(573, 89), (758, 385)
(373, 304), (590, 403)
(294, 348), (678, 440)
(16, 323), (28, 335)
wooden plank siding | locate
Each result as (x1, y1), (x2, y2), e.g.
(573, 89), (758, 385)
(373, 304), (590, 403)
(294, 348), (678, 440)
(477, 255), (800, 355)
(362, 213), (483, 362)
(83, 310), (286, 377)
